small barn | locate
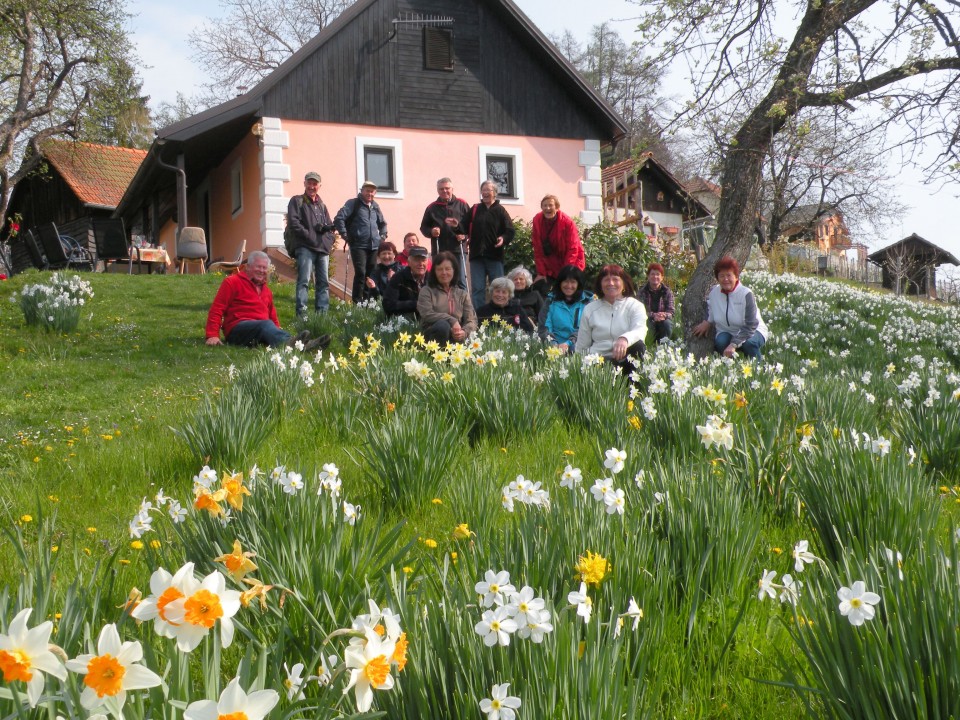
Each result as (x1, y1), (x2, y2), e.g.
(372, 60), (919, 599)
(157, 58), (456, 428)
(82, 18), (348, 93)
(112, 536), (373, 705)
(116, 0), (627, 285)
(601, 154), (713, 247)
(868, 233), (959, 298)
(5, 140), (147, 273)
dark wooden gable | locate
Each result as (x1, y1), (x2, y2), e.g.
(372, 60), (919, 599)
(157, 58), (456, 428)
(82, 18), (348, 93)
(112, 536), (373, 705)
(260, 0), (616, 139)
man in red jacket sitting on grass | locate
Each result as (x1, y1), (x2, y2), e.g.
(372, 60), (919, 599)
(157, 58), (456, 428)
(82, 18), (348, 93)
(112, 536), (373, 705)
(205, 251), (328, 351)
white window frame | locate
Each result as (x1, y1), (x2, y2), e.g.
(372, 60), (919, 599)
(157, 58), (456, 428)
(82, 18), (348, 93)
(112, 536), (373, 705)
(230, 159), (243, 217)
(355, 137), (404, 199)
(478, 146), (523, 205)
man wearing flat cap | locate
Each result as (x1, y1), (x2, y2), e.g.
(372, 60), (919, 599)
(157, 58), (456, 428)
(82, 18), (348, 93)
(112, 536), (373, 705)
(287, 171), (336, 317)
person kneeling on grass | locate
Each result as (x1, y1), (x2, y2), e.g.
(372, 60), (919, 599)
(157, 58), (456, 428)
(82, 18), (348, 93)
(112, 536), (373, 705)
(205, 251), (329, 352)
(538, 265), (593, 354)
(416, 251), (477, 343)
(576, 264), (647, 372)
(475, 276), (535, 333)
(691, 255), (769, 360)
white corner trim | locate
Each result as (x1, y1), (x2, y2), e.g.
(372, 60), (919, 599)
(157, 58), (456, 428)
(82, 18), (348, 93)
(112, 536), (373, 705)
(260, 116), (289, 248)
(355, 136), (405, 199)
(578, 139), (602, 223)
(477, 145), (524, 206)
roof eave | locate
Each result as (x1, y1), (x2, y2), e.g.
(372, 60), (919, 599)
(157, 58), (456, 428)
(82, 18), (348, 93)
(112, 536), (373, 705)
(494, 0), (628, 141)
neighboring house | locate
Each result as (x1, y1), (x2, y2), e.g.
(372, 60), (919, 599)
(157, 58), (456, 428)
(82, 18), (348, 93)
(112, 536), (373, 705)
(115, 0), (627, 283)
(868, 233), (959, 298)
(6, 140), (147, 273)
(778, 204), (851, 255)
(600, 154), (713, 246)
(684, 176), (722, 217)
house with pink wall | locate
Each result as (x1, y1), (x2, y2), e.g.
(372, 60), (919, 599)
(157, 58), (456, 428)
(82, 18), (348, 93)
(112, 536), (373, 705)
(116, 0), (626, 289)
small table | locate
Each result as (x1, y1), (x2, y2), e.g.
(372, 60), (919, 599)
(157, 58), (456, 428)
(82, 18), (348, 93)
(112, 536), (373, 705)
(130, 247), (171, 274)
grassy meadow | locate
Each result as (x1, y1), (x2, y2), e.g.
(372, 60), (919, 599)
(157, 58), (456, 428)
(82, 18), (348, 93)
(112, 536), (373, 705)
(1, 267), (959, 719)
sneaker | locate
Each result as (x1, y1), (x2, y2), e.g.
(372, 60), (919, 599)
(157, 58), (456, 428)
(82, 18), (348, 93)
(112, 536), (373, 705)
(302, 333), (331, 353)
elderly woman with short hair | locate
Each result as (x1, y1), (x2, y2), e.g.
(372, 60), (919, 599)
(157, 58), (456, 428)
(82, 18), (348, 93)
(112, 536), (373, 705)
(506, 265), (543, 328)
(475, 276), (535, 333)
(692, 256), (769, 359)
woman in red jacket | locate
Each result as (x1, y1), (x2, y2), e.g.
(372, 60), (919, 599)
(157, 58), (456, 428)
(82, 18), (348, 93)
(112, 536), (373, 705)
(531, 194), (585, 291)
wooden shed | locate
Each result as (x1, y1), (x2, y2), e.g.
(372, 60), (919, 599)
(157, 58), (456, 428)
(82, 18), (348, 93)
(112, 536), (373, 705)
(868, 233), (959, 298)
(5, 140), (146, 273)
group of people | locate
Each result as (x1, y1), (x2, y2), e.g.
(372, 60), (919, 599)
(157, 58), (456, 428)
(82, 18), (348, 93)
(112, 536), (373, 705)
(205, 172), (770, 363)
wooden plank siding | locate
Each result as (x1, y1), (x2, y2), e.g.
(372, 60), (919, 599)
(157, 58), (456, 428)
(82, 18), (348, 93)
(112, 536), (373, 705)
(260, 0), (609, 139)
(262, 0), (399, 125)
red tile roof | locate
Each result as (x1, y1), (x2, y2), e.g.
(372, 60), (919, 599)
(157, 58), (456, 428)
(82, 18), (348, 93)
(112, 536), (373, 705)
(684, 176), (721, 197)
(42, 140), (147, 209)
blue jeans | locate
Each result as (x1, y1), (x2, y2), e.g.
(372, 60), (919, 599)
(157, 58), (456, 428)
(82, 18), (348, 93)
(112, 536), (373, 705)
(715, 330), (766, 360)
(470, 258), (504, 309)
(295, 246), (329, 317)
(226, 320), (291, 348)
(648, 318), (673, 343)
(349, 246), (378, 303)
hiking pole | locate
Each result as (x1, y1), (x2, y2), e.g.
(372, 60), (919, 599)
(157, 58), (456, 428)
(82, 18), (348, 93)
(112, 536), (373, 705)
(459, 236), (470, 296)
(342, 237), (350, 302)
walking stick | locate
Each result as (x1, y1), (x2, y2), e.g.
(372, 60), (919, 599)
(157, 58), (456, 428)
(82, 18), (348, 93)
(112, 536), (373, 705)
(459, 236), (470, 295)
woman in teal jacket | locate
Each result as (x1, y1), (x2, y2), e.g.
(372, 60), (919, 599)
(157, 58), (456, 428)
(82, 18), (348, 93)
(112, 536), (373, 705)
(537, 265), (593, 354)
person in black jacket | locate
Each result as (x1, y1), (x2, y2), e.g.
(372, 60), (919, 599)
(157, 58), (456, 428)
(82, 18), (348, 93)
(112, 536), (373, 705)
(475, 277), (535, 334)
(467, 180), (515, 309)
(420, 177), (471, 289)
(383, 246), (430, 319)
(287, 171), (336, 317)
(368, 241), (402, 299)
(335, 181), (388, 303)
(507, 265), (543, 329)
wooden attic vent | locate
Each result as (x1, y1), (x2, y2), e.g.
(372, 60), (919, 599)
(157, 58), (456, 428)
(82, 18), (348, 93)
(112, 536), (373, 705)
(424, 26), (454, 70)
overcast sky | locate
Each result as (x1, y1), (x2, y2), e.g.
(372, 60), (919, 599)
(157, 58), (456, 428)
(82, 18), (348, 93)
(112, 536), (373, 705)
(126, 0), (960, 263)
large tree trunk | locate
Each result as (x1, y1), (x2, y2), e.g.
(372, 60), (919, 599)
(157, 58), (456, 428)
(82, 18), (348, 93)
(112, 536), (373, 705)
(682, 141), (768, 357)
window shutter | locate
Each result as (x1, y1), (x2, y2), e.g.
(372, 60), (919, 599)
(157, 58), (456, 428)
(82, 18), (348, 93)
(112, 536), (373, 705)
(423, 27), (454, 70)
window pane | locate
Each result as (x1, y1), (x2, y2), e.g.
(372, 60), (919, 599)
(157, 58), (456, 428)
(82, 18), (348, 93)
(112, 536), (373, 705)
(364, 148), (394, 191)
(231, 166), (242, 213)
(486, 156), (515, 198)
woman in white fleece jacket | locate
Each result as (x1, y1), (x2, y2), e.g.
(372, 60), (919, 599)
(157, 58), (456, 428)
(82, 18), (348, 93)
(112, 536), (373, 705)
(576, 264), (647, 369)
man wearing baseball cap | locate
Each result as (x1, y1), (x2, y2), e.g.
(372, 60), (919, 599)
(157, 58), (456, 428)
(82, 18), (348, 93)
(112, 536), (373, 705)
(383, 244), (430, 319)
(334, 181), (388, 303)
(287, 171), (336, 317)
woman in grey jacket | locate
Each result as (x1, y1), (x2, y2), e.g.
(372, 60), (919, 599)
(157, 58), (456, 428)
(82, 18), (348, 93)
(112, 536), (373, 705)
(417, 251), (478, 343)
(692, 256), (769, 359)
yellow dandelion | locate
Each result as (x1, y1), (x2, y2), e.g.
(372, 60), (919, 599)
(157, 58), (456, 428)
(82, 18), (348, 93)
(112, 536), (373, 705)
(423, 538), (438, 549)
(20, 514), (32, 523)
(130, 540), (144, 550)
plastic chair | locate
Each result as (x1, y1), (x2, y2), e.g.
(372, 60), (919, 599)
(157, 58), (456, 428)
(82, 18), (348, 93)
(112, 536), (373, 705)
(208, 239), (247, 274)
(176, 227), (208, 274)
(92, 218), (133, 273)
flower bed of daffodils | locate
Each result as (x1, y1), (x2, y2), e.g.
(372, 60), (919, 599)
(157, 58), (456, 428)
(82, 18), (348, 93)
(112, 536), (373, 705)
(3, 271), (960, 719)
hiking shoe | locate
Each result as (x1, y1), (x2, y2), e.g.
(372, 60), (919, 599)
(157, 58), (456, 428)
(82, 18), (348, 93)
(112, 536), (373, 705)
(285, 330), (311, 348)
(302, 333), (331, 353)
